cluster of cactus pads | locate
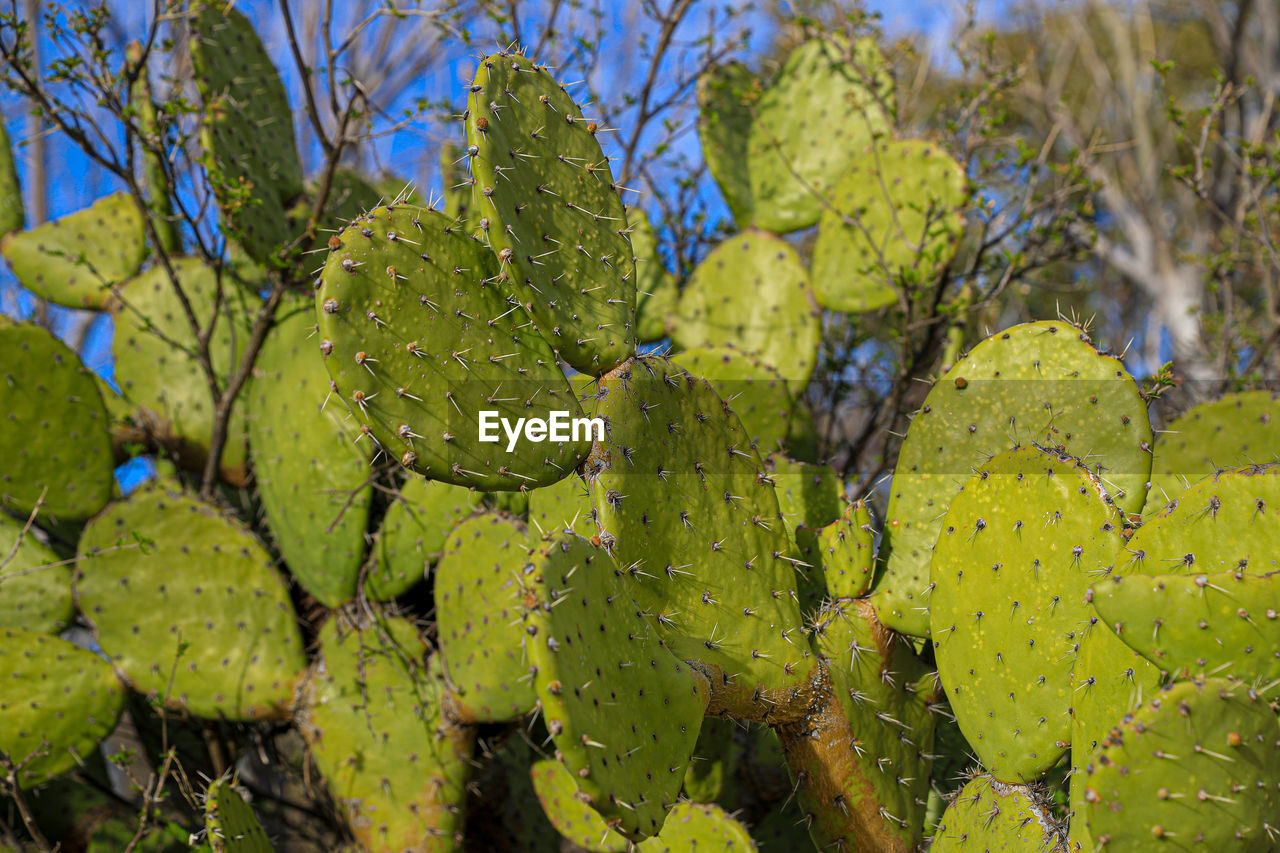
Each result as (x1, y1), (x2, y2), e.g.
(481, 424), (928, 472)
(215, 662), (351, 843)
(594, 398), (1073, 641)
(1, 10), (1278, 853)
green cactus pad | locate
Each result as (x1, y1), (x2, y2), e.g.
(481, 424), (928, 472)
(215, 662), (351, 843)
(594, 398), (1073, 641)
(465, 50), (637, 374)
(678, 346), (796, 454)
(529, 533), (710, 840)
(812, 139), (967, 314)
(1122, 464), (1280, 578)
(315, 203), (589, 489)
(204, 779), (272, 853)
(1148, 391), (1279, 508)
(877, 321), (1153, 637)
(631, 207), (678, 343)
(698, 61), (757, 225)
(682, 717), (738, 805)
(0, 627), (124, 787)
(77, 487), (306, 720)
(1065, 612), (1162, 853)
(931, 775), (1066, 852)
(372, 476), (482, 599)
(190, 3), (303, 264)
(0, 320), (114, 521)
(930, 447), (1125, 781)
(672, 230), (820, 383)
(0, 120), (23, 235)
(589, 356), (813, 709)
(435, 513), (538, 722)
(1093, 570), (1280, 690)
(439, 142), (474, 225)
(639, 802), (757, 851)
(795, 499), (876, 603)
(0, 192), (146, 309)
(0, 513), (74, 633)
(248, 295), (371, 607)
(529, 470), (594, 538)
(747, 38), (894, 233)
(530, 756), (630, 852)
(301, 614), (473, 852)
(769, 454), (844, 532)
(1081, 678), (1280, 851)
(112, 258), (257, 485)
(784, 599), (938, 851)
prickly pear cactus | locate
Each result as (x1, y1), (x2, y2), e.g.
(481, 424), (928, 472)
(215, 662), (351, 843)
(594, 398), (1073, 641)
(300, 613), (474, 852)
(930, 446), (1125, 781)
(795, 498), (876, 604)
(0, 319), (114, 521)
(747, 37), (894, 233)
(112, 258), (258, 485)
(465, 50), (637, 374)
(1092, 570), (1280, 691)
(248, 294), (372, 606)
(589, 356), (814, 711)
(190, 2), (302, 263)
(528, 533), (710, 840)
(372, 476), (482, 599)
(435, 513), (538, 722)
(315, 203), (590, 489)
(630, 207), (679, 343)
(679, 346), (796, 454)
(931, 774), (1066, 852)
(1122, 463), (1280, 577)
(781, 599), (938, 852)
(812, 139), (967, 314)
(0, 513), (74, 634)
(697, 61), (757, 225)
(77, 487), (306, 720)
(203, 779), (272, 853)
(672, 230), (820, 383)
(877, 321), (1153, 636)
(0, 627), (124, 787)
(529, 756), (629, 852)
(528, 470), (594, 537)
(638, 802), (757, 851)
(682, 717), (738, 805)
(1147, 390), (1279, 507)
(0, 192), (146, 309)
(769, 454), (844, 533)
(0, 119), (21, 235)
(1079, 678), (1280, 851)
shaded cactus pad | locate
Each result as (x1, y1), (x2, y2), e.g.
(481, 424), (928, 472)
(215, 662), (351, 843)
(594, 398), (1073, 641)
(931, 775), (1066, 852)
(203, 778), (272, 853)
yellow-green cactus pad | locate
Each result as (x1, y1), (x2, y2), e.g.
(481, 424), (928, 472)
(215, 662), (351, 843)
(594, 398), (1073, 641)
(1147, 391), (1279, 508)
(372, 476), (483, 599)
(204, 778), (272, 853)
(812, 139), (967, 314)
(589, 356), (813, 709)
(638, 802), (757, 851)
(931, 447), (1124, 781)
(747, 38), (894, 233)
(630, 207), (679, 343)
(0, 513), (74, 634)
(435, 513), (538, 722)
(698, 61), (757, 226)
(1080, 678), (1280, 851)
(528, 534), (709, 840)
(301, 615), (474, 852)
(877, 321), (1152, 636)
(77, 488), (306, 720)
(0, 627), (124, 787)
(1, 192), (145, 309)
(0, 319), (114, 521)
(112, 258), (258, 485)
(680, 347), (796, 454)
(315, 204), (589, 489)
(671, 230), (820, 383)
(530, 756), (629, 852)
(248, 294), (372, 606)
(932, 775), (1066, 852)
(465, 50), (637, 375)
